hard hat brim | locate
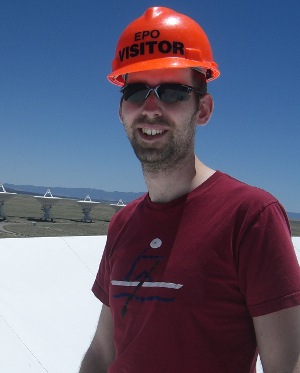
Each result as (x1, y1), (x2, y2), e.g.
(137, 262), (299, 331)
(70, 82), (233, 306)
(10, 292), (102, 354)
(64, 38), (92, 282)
(107, 57), (220, 86)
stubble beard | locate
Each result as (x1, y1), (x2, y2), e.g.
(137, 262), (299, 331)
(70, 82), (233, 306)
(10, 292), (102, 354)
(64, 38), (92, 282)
(124, 110), (198, 175)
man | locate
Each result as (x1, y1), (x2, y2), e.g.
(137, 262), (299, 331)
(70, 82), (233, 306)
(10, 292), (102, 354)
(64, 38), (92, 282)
(79, 7), (300, 372)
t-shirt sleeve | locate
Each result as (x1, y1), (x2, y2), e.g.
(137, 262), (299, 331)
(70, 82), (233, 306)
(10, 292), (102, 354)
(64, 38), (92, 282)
(238, 202), (300, 317)
(92, 244), (110, 306)
(91, 197), (143, 307)
(91, 209), (125, 306)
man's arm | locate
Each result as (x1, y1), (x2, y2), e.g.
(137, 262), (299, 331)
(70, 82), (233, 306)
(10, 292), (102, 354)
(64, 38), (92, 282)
(79, 304), (115, 373)
(253, 305), (300, 373)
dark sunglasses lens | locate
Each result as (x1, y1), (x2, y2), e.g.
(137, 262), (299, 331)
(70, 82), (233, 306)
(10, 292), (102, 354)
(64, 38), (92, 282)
(122, 84), (149, 103)
(158, 84), (191, 103)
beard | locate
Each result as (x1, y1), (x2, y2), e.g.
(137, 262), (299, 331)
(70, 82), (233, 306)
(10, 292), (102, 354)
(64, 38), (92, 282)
(123, 110), (198, 174)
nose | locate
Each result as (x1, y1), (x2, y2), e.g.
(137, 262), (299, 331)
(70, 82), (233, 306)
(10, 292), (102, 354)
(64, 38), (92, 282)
(141, 92), (162, 118)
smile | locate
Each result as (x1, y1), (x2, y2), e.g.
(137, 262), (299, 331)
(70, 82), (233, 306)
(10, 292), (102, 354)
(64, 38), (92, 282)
(141, 128), (166, 136)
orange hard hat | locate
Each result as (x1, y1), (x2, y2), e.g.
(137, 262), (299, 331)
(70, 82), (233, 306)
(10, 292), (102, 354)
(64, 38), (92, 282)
(108, 7), (220, 86)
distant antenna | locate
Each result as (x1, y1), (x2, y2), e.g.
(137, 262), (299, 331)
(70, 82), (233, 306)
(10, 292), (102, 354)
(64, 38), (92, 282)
(34, 189), (61, 221)
(76, 195), (100, 223)
(0, 184), (17, 220)
(110, 199), (126, 213)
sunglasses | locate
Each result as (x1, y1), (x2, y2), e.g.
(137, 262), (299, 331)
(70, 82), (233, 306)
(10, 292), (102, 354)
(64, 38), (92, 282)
(120, 83), (204, 104)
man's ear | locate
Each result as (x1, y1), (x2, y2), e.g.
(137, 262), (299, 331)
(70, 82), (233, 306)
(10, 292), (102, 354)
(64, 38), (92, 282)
(195, 94), (214, 126)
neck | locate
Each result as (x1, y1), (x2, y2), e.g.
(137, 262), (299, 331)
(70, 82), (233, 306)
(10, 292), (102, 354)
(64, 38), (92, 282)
(142, 155), (215, 203)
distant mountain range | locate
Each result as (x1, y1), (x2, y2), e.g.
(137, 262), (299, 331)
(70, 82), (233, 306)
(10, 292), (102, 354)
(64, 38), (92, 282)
(288, 212), (300, 220)
(4, 183), (145, 204)
(3, 183), (300, 219)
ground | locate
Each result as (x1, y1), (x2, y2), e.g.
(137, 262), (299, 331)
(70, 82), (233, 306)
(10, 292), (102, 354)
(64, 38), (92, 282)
(0, 193), (114, 238)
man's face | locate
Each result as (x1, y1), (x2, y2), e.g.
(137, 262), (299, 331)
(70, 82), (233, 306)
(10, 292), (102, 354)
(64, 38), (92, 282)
(119, 68), (202, 172)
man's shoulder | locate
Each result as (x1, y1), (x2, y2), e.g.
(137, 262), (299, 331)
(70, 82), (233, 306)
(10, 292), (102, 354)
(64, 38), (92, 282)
(216, 171), (277, 202)
(201, 171), (282, 217)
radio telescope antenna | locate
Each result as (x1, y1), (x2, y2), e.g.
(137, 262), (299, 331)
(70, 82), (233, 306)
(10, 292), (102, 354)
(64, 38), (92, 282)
(110, 199), (126, 213)
(34, 189), (61, 221)
(0, 184), (17, 220)
(76, 195), (100, 223)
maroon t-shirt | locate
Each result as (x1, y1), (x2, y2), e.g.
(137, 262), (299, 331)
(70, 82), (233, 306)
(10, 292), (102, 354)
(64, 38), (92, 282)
(93, 171), (300, 372)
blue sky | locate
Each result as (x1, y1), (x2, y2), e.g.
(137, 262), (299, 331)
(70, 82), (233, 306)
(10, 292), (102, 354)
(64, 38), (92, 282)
(1, 0), (299, 212)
